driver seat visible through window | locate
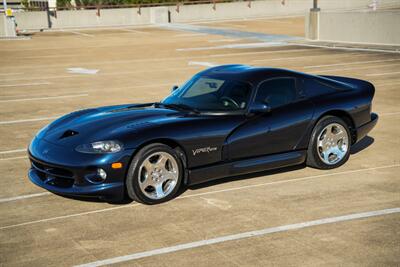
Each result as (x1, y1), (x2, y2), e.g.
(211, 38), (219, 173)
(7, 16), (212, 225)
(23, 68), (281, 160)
(256, 78), (297, 109)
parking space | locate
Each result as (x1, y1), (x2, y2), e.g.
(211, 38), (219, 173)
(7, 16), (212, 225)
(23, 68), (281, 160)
(0, 16), (399, 266)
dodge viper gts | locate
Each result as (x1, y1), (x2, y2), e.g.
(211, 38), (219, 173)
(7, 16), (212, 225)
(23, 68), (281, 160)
(28, 65), (378, 204)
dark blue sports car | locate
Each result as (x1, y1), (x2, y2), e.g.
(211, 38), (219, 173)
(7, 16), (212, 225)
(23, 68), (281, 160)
(28, 65), (378, 204)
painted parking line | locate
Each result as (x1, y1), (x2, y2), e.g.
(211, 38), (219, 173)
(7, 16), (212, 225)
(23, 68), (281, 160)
(1, 164), (399, 230)
(0, 149), (26, 155)
(0, 66), (199, 82)
(119, 29), (149, 34)
(0, 192), (51, 204)
(188, 61), (217, 67)
(310, 62), (400, 74)
(0, 82), (51, 88)
(0, 156), (27, 161)
(208, 38), (239, 43)
(75, 207), (400, 267)
(66, 30), (95, 38)
(0, 72), (23, 76)
(304, 58), (400, 69)
(0, 116), (59, 125)
(366, 71), (400, 77)
(0, 48), (322, 70)
(0, 93), (88, 103)
(177, 42), (286, 51)
(252, 52), (370, 63)
(296, 43), (400, 54)
(174, 33), (208, 37)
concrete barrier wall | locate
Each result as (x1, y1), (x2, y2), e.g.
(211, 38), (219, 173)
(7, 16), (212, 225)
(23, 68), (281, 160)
(14, 11), (49, 30)
(170, 0), (382, 23)
(318, 11), (400, 45)
(50, 8), (150, 28)
(9, 0), (400, 30)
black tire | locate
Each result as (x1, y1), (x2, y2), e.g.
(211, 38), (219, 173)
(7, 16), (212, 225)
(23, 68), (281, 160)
(126, 143), (183, 205)
(306, 116), (351, 169)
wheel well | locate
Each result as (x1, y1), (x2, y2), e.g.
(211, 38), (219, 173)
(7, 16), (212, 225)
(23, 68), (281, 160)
(317, 110), (357, 144)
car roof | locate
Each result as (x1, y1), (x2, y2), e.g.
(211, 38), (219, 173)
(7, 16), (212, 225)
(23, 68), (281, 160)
(198, 64), (353, 89)
(199, 64), (303, 85)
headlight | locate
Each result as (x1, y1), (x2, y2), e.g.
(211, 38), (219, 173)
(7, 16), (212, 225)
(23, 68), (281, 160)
(75, 140), (123, 154)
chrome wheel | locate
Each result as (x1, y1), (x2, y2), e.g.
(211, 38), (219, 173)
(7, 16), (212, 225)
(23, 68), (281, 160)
(317, 123), (349, 165)
(138, 152), (179, 200)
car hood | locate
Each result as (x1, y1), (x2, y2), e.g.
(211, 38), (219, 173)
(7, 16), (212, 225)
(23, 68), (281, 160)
(38, 104), (178, 148)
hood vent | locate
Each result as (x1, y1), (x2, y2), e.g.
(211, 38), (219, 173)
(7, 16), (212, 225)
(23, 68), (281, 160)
(59, 130), (79, 139)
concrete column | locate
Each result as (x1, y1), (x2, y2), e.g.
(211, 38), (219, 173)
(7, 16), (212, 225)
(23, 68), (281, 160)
(306, 10), (320, 40)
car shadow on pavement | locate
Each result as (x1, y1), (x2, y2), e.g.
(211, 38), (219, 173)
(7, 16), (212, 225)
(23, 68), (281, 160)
(186, 164), (306, 192)
(350, 136), (374, 155)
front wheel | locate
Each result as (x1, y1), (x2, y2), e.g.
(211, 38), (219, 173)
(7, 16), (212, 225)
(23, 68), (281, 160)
(126, 143), (183, 204)
(307, 116), (351, 169)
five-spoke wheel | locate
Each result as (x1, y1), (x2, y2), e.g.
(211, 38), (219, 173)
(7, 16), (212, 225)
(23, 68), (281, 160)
(126, 143), (183, 204)
(138, 152), (179, 200)
(307, 116), (351, 169)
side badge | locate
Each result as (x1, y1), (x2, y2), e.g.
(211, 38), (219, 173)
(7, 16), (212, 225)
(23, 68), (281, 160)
(192, 146), (217, 156)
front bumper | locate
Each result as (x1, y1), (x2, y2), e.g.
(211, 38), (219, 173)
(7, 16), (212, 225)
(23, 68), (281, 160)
(356, 112), (378, 142)
(28, 138), (134, 201)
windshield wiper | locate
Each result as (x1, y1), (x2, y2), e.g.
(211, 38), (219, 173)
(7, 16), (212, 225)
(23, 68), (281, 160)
(154, 102), (200, 114)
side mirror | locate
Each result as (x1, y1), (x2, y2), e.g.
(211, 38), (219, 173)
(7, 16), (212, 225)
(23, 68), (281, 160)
(171, 85), (179, 92)
(249, 102), (271, 114)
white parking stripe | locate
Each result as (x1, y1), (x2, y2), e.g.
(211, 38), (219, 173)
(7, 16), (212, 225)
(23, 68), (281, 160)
(303, 58), (400, 69)
(296, 43), (400, 54)
(0, 48), (320, 70)
(366, 71), (400, 77)
(381, 111), (400, 116)
(0, 93), (88, 103)
(75, 207), (400, 267)
(0, 82), (51, 88)
(0, 193), (51, 203)
(208, 39), (239, 43)
(1, 164), (399, 229)
(0, 72), (23, 76)
(311, 62), (400, 74)
(174, 33), (208, 37)
(119, 29), (149, 34)
(0, 156), (27, 161)
(66, 30), (95, 38)
(0, 116), (58, 125)
(188, 61), (216, 67)
(0, 149), (26, 155)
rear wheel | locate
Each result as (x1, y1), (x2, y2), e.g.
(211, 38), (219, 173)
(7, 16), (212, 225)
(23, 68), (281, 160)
(126, 143), (183, 204)
(307, 116), (351, 169)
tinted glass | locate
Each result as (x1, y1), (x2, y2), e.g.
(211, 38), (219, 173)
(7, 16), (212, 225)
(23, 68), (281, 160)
(255, 78), (297, 109)
(163, 76), (252, 111)
(304, 79), (337, 98)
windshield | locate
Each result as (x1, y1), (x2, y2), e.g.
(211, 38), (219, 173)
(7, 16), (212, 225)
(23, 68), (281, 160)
(162, 76), (252, 112)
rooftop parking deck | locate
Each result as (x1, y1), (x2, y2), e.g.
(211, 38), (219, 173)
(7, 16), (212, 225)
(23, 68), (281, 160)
(0, 16), (399, 267)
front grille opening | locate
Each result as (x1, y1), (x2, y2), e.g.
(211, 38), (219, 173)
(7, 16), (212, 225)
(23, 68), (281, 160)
(31, 159), (75, 188)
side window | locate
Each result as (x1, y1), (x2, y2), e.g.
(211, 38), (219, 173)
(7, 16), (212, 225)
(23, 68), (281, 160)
(304, 79), (337, 98)
(255, 78), (297, 109)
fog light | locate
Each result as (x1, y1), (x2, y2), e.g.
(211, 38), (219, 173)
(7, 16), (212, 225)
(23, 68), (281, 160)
(97, 168), (107, 180)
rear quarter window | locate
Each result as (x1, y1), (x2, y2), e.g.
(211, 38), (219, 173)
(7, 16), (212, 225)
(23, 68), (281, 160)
(303, 79), (338, 98)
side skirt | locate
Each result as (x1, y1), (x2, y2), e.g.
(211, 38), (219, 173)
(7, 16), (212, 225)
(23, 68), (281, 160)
(187, 150), (307, 185)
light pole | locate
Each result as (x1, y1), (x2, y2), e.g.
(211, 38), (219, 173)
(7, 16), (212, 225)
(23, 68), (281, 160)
(311, 0), (320, 11)
(2, 0), (17, 37)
